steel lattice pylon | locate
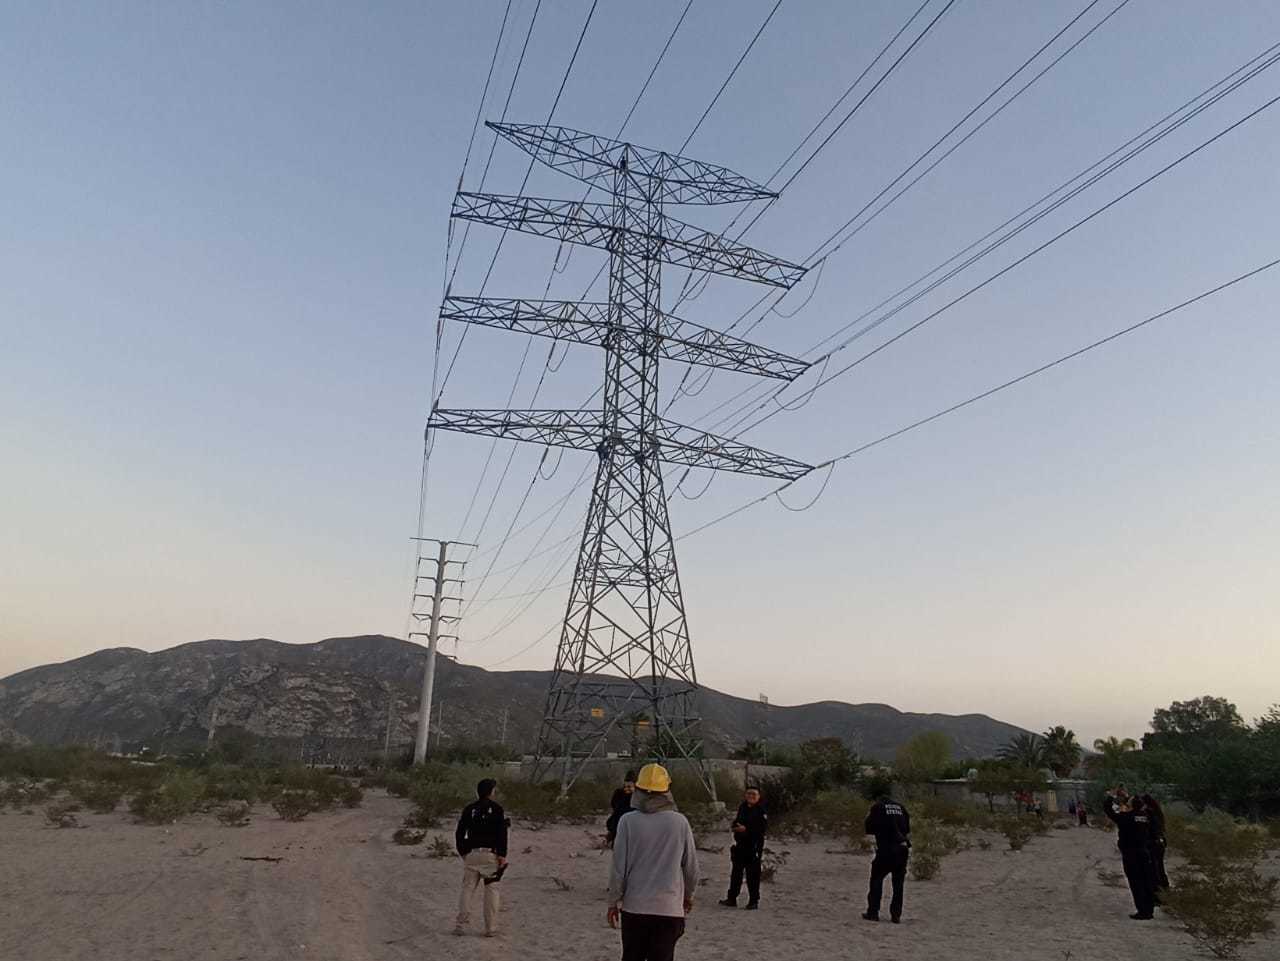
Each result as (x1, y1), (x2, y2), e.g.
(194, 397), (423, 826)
(430, 122), (811, 796)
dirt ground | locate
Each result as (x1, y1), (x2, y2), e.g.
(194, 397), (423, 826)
(1, 791), (1276, 961)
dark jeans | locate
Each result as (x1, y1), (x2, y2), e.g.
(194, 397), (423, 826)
(1121, 847), (1155, 916)
(867, 846), (909, 919)
(621, 912), (685, 961)
(727, 844), (762, 904)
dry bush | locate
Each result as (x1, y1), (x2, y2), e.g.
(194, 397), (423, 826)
(907, 817), (967, 881)
(426, 835), (454, 859)
(1166, 809), (1270, 868)
(44, 802), (80, 828)
(1166, 863), (1278, 958)
(271, 790), (320, 822)
(392, 827), (426, 845)
(760, 847), (789, 883)
(70, 781), (123, 814)
(215, 801), (252, 827)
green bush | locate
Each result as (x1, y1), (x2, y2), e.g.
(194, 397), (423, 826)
(996, 814), (1036, 851)
(128, 771), (204, 824)
(427, 835), (454, 859)
(1166, 863), (1278, 958)
(1166, 809), (1271, 867)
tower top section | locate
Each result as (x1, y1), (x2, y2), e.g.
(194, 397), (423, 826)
(487, 121), (777, 205)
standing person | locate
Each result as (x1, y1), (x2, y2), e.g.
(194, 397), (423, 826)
(1077, 801), (1089, 827)
(454, 778), (509, 938)
(606, 763), (699, 961)
(1142, 794), (1171, 895)
(607, 770), (638, 847)
(862, 792), (911, 924)
(1102, 788), (1155, 920)
(719, 785), (768, 910)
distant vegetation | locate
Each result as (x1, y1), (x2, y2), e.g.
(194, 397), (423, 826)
(0, 743), (363, 825)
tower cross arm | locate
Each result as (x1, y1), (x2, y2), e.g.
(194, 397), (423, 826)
(427, 409), (812, 481)
(441, 295), (810, 381)
(487, 121), (777, 205)
(452, 193), (808, 288)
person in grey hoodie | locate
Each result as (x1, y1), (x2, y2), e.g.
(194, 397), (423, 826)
(606, 763), (700, 961)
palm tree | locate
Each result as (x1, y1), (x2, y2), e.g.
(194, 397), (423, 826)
(1042, 725), (1083, 777)
(998, 732), (1047, 769)
(1092, 735), (1138, 768)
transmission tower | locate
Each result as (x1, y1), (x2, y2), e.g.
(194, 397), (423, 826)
(430, 122), (812, 795)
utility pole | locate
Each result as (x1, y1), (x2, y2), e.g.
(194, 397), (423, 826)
(410, 537), (471, 765)
(381, 684), (395, 763)
(430, 122), (811, 797)
(499, 707), (509, 747)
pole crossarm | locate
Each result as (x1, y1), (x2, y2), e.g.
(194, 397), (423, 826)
(441, 296), (810, 380)
(452, 192), (808, 288)
(487, 121), (777, 205)
(428, 408), (812, 481)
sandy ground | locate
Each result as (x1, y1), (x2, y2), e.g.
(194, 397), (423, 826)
(1, 791), (1276, 961)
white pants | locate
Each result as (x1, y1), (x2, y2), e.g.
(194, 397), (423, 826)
(456, 849), (501, 933)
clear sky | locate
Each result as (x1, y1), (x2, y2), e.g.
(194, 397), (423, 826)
(3, 1), (1277, 747)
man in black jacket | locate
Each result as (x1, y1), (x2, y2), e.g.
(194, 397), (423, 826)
(719, 786), (768, 909)
(1103, 789), (1155, 920)
(606, 770), (637, 847)
(862, 793), (910, 923)
(454, 778), (509, 937)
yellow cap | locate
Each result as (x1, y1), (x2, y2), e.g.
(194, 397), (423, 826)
(635, 763), (671, 793)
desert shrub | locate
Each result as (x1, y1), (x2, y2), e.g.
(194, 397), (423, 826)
(426, 835), (454, 859)
(272, 790), (320, 821)
(760, 847), (789, 883)
(1166, 809), (1271, 867)
(129, 771), (204, 824)
(910, 849), (941, 880)
(1166, 862), (1278, 958)
(996, 814), (1036, 851)
(2, 778), (51, 809)
(396, 826), (428, 845)
(907, 817), (966, 881)
(976, 837), (992, 851)
(215, 801), (252, 827)
(70, 780), (124, 813)
(405, 780), (469, 829)
(44, 801), (81, 828)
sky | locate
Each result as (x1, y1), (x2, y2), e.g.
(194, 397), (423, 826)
(2, 0), (1278, 747)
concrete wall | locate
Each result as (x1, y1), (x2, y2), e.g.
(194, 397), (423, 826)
(507, 757), (788, 794)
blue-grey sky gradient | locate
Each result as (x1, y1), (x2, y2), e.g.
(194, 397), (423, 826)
(3, 1), (1277, 746)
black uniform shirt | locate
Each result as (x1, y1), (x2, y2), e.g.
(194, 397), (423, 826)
(731, 801), (768, 853)
(606, 788), (633, 836)
(1103, 797), (1151, 851)
(456, 798), (509, 858)
(865, 799), (911, 851)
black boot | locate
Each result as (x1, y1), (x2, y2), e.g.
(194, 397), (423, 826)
(861, 912), (879, 922)
(744, 901), (759, 910)
(718, 898), (737, 908)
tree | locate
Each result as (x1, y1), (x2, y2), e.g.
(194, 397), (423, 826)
(1144, 696), (1246, 751)
(796, 737), (858, 790)
(1041, 726), (1082, 778)
(730, 739), (767, 763)
(971, 760), (1049, 812)
(1092, 735), (1138, 769)
(998, 732), (1047, 770)
(894, 731), (953, 786)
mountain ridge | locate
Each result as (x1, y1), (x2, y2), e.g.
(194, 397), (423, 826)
(0, 635), (1031, 760)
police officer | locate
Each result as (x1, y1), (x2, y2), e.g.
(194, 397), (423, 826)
(1102, 788), (1155, 920)
(454, 778), (510, 937)
(719, 785), (768, 910)
(606, 770), (638, 848)
(862, 792), (910, 923)
(1141, 794), (1171, 896)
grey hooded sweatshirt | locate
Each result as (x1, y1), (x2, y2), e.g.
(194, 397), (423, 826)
(607, 790), (700, 918)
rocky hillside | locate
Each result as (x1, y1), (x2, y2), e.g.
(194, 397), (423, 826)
(0, 635), (1030, 760)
